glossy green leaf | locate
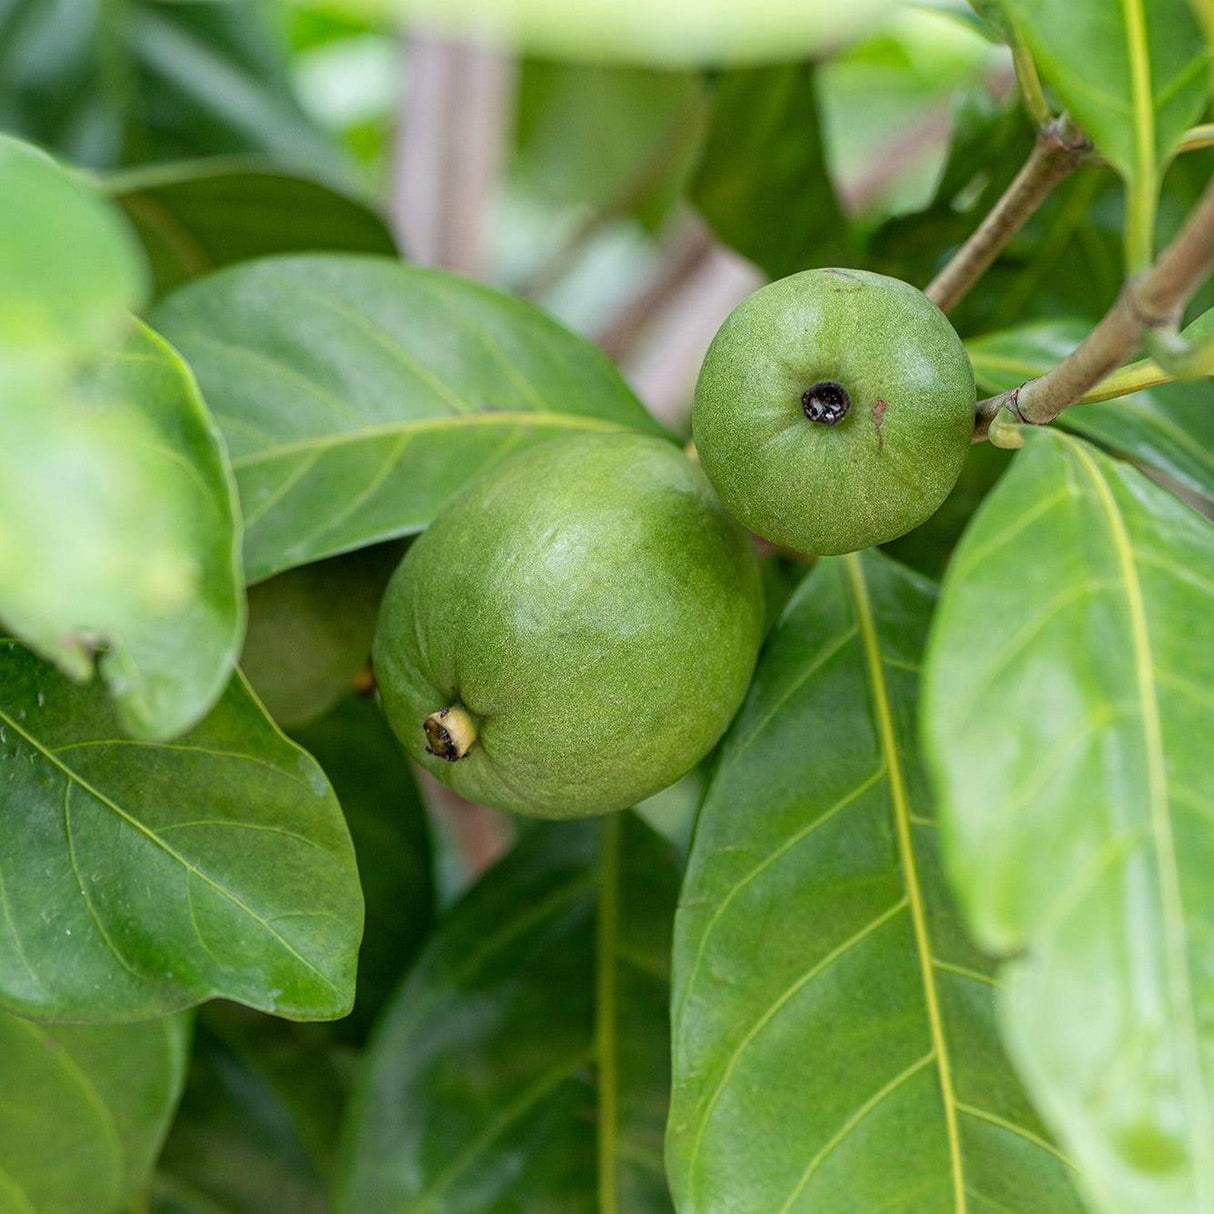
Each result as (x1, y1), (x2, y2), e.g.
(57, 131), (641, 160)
(150, 255), (666, 582)
(668, 550), (1084, 1213)
(152, 1009), (343, 1214)
(0, 322), (245, 740)
(336, 814), (677, 1213)
(242, 543), (402, 730)
(1003, 0), (1208, 259)
(0, 641), (362, 1022)
(923, 429), (1214, 1214)
(0, 133), (144, 361)
(292, 695), (434, 1040)
(967, 320), (1214, 508)
(306, 0), (896, 66)
(690, 63), (849, 281)
(109, 160), (397, 298)
(0, 1008), (189, 1214)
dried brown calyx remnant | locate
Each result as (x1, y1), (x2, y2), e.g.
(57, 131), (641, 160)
(424, 705), (479, 762)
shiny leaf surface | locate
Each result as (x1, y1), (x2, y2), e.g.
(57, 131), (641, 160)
(151, 255), (666, 582)
(336, 814), (677, 1213)
(668, 550), (1084, 1213)
(0, 642), (362, 1022)
(111, 160), (396, 297)
(1003, 0), (1207, 256)
(923, 429), (1214, 1213)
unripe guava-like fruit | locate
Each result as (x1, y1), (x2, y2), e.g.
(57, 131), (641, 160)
(373, 432), (764, 818)
(692, 268), (976, 556)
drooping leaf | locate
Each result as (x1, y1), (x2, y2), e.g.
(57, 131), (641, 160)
(690, 63), (850, 281)
(0, 1008), (189, 1214)
(668, 550), (1084, 1213)
(241, 543), (402, 730)
(967, 320), (1214, 509)
(1003, 0), (1208, 258)
(0, 322), (245, 740)
(109, 160), (397, 297)
(923, 428), (1214, 1214)
(292, 695), (434, 1040)
(0, 641), (362, 1022)
(0, 133), (144, 362)
(336, 814), (677, 1213)
(152, 1008), (344, 1214)
(313, 0), (897, 67)
(150, 255), (667, 582)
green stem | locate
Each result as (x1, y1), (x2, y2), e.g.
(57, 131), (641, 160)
(1010, 26), (1051, 129)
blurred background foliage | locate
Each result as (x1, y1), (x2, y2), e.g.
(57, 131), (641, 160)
(3, 3), (1210, 1208)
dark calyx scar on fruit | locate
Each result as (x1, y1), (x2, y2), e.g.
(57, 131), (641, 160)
(801, 381), (851, 426)
(691, 267), (976, 557)
(372, 432), (765, 820)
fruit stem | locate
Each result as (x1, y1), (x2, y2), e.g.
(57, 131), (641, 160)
(424, 705), (479, 762)
(925, 116), (1091, 315)
(974, 175), (1214, 437)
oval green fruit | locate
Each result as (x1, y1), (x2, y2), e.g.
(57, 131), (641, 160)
(692, 268), (976, 556)
(373, 432), (764, 818)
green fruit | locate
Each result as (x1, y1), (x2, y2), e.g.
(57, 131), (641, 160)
(373, 432), (764, 818)
(692, 267), (976, 555)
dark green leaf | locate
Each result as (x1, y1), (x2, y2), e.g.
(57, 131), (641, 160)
(152, 1009), (344, 1214)
(923, 428), (1214, 1213)
(0, 1008), (189, 1214)
(292, 696), (434, 1040)
(109, 160), (397, 298)
(0, 642), (362, 1022)
(882, 442), (1014, 580)
(0, 0), (338, 173)
(242, 543), (402, 730)
(1004, 0), (1207, 254)
(690, 63), (850, 280)
(150, 255), (667, 582)
(0, 322), (245, 740)
(967, 320), (1214, 508)
(336, 814), (677, 1213)
(668, 550), (1084, 1213)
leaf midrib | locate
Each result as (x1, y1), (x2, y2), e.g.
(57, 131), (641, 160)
(845, 552), (967, 1214)
(230, 410), (629, 470)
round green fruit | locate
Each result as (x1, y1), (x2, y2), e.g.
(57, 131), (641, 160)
(373, 432), (765, 818)
(692, 268), (976, 556)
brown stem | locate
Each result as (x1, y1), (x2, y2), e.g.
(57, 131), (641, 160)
(975, 176), (1214, 437)
(594, 220), (716, 362)
(926, 117), (1092, 314)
